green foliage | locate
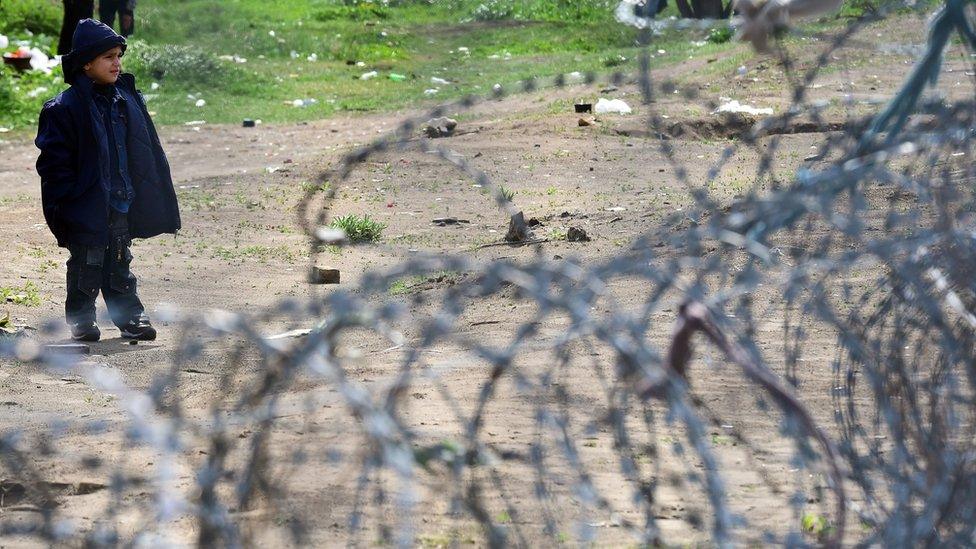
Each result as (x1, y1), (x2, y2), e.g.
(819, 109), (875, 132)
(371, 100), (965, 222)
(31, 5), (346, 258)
(801, 513), (834, 543)
(706, 25), (734, 44)
(0, 15), (64, 130)
(468, 0), (516, 21)
(0, 0), (744, 129)
(210, 244), (296, 263)
(0, 63), (65, 130)
(548, 227), (567, 240)
(125, 41), (227, 85)
(0, 281), (41, 307)
(455, 0), (618, 22)
(837, 0), (880, 17)
(835, 0), (939, 18)
(301, 180), (332, 194)
(499, 186), (515, 202)
(0, 0), (61, 36)
(329, 214), (386, 243)
(313, 3), (390, 21)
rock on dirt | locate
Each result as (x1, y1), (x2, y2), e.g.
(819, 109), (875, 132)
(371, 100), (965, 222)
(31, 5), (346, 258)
(505, 211), (528, 243)
(432, 217), (470, 226)
(422, 117), (458, 138)
(309, 267), (340, 284)
(43, 343), (90, 354)
(567, 227), (591, 242)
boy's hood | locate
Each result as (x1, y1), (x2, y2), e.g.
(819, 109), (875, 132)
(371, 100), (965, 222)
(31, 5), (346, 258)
(62, 19), (127, 85)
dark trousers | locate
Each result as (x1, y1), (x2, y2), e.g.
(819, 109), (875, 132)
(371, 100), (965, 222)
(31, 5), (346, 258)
(65, 211), (144, 327)
(58, 0), (94, 55)
(98, 0), (134, 37)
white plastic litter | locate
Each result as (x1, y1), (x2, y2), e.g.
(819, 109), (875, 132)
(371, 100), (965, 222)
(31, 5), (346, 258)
(28, 48), (58, 73)
(594, 98), (633, 115)
(431, 76), (449, 85)
(184, 120), (206, 126)
(0, 35), (7, 49)
(307, 53), (318, 62)
(150, 82), (160, 90)
(195, 99), (206, 107)
(292, 98), (317, 107)
(713, 99), (773, 116)
(218, 54), (247, 63)
(424, 88), (439, 96)
(360, 71), (378, 80)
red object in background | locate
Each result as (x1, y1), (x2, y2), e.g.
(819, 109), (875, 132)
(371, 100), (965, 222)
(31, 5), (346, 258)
(3, 52), (32, 72)
(387, 201), (394, 208)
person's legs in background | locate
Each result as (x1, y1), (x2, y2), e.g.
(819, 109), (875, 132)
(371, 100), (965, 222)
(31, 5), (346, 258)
(119, 6), (134, 37)
(97, 0), (134, 38)
(97, 0), (119, 30)
(58, 0), (94, 55)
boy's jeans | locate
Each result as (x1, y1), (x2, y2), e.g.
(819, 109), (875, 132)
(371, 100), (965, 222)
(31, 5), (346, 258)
(65, 211), (145, 328)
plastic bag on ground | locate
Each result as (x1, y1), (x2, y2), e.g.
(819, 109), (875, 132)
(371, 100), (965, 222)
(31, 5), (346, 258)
(595, 98), (633, 115)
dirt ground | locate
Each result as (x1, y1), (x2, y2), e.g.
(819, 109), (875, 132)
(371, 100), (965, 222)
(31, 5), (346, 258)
(1, 13), (972, 546)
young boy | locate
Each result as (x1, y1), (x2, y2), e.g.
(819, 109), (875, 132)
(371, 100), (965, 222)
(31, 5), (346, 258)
(35, 19), (180, 342)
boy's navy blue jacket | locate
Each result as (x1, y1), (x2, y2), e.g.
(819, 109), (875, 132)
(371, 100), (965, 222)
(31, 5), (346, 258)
(35, 73), (181, 247)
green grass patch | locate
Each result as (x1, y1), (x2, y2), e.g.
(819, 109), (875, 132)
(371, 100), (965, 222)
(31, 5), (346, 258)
(330, 213), (385, 243)
(0, 0), (907, 131)
(801, 513), (834, 543)
(0, 193), (32, 207)
(1, 0), (737, 129)
(301, 180), (332, 194)
(548, 227), (568, 240)
(0, 0), (60, 36)
(1, 281), (41, 306)
(210, 244), (296, 263)
(177, 188), (220, 211)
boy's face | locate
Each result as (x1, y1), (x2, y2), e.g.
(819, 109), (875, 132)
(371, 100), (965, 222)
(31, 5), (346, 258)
(83, 46), (123, 85)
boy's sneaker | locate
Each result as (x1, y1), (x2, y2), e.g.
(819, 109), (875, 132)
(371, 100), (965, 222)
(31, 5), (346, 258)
(120, 316), (156, 341)
(70, 322), (101, 342)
